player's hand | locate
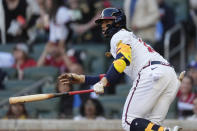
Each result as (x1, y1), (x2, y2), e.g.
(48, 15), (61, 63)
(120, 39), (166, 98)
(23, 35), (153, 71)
(58, 73), (85, 85)
(93, 82), (104, 94)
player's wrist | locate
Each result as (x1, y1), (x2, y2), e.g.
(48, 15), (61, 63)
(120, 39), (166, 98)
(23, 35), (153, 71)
(100, 77), (108, 87)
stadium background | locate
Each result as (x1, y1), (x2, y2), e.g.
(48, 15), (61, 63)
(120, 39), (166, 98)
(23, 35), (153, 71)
(0, 0), (197, 130)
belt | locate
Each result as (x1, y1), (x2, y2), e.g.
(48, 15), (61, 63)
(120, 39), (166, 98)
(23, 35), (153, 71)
(150, 61), (172, 67)
(139, 61), (172, 75)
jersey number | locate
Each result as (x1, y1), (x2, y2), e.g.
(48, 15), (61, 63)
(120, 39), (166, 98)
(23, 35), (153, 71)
(139, 39), (155, 53)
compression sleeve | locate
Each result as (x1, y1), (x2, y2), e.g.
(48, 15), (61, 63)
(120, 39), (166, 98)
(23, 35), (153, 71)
(85, 74), (106, 85)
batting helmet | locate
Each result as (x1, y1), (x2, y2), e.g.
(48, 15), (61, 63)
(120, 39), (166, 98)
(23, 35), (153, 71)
(95, 8), (126, 38)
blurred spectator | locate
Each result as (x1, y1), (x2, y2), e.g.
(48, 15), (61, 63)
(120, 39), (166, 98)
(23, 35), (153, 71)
(13, 43), (37, 80)
(0, 0), (40, 43)
(67, 0), (105, 43)
(183, 0), (197, 61)
(0, 52), (14, 68)
(154, 0), (175, 55)
(74, 98), (105, 120)
(102, 0), (111, 8)
(177, 76), (196, 119)
(188, 61), (197, 91)
(29, 0), (50, 43)
(37, 43), (83, 74)
(47, 0), (72, 47)
(190, 0), (197, 26)
(0, 68), (6, 90)
(4, 103), (28, 119)
(187, 98), (197, 120)
(190, 0), (197, 10)
(124, 0), (159, 45)
(158, 0), (175, 32)
(56, 80), (73, 118)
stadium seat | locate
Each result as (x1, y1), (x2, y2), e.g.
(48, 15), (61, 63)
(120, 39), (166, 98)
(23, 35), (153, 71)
(30, 98), (60, 117)
(37, 111), (58, 118)
(0, 44), (15, 53)
(166, 98), (178, 119)
(30, 52), (41, 61)
(0, 90), (15, 101)
(4, 80), (35, 92)
(98, 95), (126, 118)
(110, 0), (123, 8)
(33, 44), (45, 54)
(25, 103), (37, 118)
(30, 44), (45, 60)
(31, 43), (45, 59)
(23, 66), (59, 80)
(25, 99), (59, 118)
(25, 84), (59, 118)
(116, 84), (131, 96)
(29, 82), (59, 112)
(1, 68), (17, 79)
(0, 107), (8, 118)
(42, 84), (56, 93)
(69, 43), (107, 74)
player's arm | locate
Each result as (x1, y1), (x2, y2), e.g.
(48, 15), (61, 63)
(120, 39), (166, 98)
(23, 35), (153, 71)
(106, 41), (131, 84)
(94, 41), (132, 93)
(85, 74), (107, 85)
(58, 41), (131, 91)
(58, 73), (108, 85)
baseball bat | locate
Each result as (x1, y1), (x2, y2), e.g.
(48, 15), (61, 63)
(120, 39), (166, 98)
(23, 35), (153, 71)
(9, 89), (94, 104)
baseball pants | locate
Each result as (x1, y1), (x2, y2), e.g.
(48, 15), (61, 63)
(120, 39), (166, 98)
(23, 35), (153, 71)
(122, 64), (180, 131)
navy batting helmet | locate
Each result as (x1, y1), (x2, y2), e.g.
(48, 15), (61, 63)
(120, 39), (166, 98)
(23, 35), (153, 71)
(95, 8), (126, 38)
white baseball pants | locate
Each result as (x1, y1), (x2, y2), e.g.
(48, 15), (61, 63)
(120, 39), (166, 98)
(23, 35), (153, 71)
(122, 64), (180, 131)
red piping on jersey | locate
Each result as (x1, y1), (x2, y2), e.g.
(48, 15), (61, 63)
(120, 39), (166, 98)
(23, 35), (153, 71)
(125, 75), (139, 125)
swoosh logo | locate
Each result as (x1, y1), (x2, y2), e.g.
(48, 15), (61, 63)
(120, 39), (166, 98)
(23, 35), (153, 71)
(151, 67), (158, 70)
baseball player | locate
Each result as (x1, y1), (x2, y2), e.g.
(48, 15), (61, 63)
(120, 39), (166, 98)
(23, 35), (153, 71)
(59, 8), (182, 131)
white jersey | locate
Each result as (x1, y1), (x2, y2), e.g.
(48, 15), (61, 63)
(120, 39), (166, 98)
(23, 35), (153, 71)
(110, 29), (168, 80)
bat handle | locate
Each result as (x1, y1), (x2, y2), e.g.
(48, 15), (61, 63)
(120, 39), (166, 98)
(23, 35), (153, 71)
(68, 89), (94, 95)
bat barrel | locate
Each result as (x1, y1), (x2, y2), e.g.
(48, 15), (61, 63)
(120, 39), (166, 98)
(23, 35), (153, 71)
(9, 89), (94, 104)
(9, 94), (54, 104)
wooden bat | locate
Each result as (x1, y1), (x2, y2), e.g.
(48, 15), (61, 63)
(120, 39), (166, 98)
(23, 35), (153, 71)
(9, 89), (94, 104)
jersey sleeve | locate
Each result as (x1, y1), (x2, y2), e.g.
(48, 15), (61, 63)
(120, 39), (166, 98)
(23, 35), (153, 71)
(110, 30), (132, 58)
(104, 30), (132, 85)
(85, 74), (110, 86)
(110, 30), (132, 67)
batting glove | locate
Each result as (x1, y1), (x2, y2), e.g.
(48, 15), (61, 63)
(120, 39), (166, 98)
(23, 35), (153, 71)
(93, 82), (104, 94)
(58, 73), (85, 84)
